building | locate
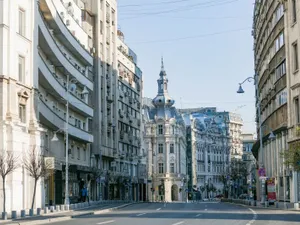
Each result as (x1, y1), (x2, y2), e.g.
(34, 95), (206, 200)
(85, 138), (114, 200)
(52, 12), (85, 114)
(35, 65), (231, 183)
(106, 29), (145, 201)
(228, 113), (243, 160)
(0, 0), (144, 213)
(180, 108), (231, 199)
(143, 59), (187, 202)
(252, 0), (300, 204)
(242, 133), (257, 198)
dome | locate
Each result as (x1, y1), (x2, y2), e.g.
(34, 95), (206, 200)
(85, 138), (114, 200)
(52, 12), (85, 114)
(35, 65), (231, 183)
(152, 95), (175, 107)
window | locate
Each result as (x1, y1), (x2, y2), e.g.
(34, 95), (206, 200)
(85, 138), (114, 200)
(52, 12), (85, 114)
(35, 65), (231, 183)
(275, 61), (286, 81)
(170, 163), (175, 173)
(158, 125), (163, 134)
(83, 148), (86, 161)
(18, 56), (25, 82)
(275, 32), (284, 52)
(293, 42), (299, 71)
(170, 143), (174, 153)
(19, 104), (26, 123)
(158, 144), (163, 154)
(77, 147), (80, 160)
(158, 163), (164, 173)
(292, 0), (297, 23)
(275, 4), (284, 22)
(295, 97), (300, 124)
(18, 9), (25, 36)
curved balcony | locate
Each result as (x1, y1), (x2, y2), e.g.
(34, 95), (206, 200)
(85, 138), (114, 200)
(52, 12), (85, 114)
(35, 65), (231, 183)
(38, 54), (93, 117)
(39, 0), (93, 66)
(39, 98), (93, 143)
(38, 12), (93, 91)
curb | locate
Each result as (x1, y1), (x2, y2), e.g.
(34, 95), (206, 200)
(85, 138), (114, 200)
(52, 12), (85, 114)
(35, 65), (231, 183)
(5, 203), (134, 225)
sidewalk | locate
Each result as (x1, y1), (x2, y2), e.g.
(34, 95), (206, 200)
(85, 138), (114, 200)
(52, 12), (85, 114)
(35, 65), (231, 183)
(0, 202), (133, 225)
(221, 199), (300, 212)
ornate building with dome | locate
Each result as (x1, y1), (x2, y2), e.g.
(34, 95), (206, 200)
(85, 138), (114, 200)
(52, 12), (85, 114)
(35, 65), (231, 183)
(143, 59), (187, 202)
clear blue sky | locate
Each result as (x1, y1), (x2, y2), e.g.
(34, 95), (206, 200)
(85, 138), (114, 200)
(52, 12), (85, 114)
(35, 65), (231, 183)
(117, 0), (256, 133)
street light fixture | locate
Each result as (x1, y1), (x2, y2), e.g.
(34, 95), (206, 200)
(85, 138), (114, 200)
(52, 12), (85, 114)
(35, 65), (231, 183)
(50, 74), (88, 207)
(237, 76), (275, 204)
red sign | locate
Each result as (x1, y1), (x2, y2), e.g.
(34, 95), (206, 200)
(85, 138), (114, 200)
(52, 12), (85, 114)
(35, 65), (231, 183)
(267, 177), (276, 202)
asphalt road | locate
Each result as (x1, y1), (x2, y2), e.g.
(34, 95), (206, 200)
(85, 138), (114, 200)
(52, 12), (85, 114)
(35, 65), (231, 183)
(48, 202), (300, 225)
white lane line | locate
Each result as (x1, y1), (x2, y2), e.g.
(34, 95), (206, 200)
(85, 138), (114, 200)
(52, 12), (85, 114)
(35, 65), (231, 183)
(246, 208), (257, 225)
(196, 214), (202, 217)
(204, 209), (207, 211)
(137, 213), (147, 216)
(156, 208), (161, 211)
(172, 221), (185, 225)
(97, 220), (115, 225)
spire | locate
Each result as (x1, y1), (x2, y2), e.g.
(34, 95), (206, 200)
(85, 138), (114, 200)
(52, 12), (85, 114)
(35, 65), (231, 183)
(152, 58), (175, 109)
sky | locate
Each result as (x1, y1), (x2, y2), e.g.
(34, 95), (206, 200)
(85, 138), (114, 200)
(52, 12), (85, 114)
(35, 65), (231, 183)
(117, 0), (256, 134)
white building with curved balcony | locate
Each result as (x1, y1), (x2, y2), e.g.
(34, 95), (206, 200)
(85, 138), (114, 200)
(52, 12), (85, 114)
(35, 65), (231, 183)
(143, 59), (187, 202)
(0, 0), (121, 213)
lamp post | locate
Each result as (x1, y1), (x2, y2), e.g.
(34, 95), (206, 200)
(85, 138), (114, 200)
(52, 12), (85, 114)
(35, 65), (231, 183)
(237, 76), (275, 204)
(51, 74), (89, 206)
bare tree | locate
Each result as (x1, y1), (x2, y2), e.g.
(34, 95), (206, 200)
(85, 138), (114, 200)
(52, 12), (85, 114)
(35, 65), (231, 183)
(0, 151), (19, 215)
(23, 147), (52, 210)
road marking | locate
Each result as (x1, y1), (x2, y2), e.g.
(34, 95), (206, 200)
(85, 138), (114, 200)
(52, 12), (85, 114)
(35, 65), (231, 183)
(246, 208), (257, 225)
(204, 209), (207, 211)
(137, 213), (147, 216)
(172, 221), (185, 225)
(97, 221), (115, 225)
(157, 208), (161, 210)
(196, 214), (202, 217)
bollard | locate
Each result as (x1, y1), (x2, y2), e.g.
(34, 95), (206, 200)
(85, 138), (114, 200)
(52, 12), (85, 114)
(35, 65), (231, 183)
(50, 206), (55, 212)
(11, 210), (17, 219)
(21, 209), (26, 218)
(264, 201), (268, 208)
(2, 212), (7, 220)
(65, 205), (70, 211)
(29, 209), (34, 216)
(37, 208), (42, 216)
(44, 207), (49, 214)
(56, 205), (60, 211)
(60, 205), (65, 211)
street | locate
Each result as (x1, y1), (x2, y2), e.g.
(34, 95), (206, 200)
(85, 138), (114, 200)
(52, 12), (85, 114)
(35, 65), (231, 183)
(47, 202), (300, 225)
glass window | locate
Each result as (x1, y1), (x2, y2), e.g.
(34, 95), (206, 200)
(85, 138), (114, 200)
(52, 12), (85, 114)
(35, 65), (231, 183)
(170, 163), (175, 173)
(158, 125), (163, 134)
(18, 55), (25, 82)
(18, 9), (25, 36)
(158, 144), (163, 153)
(159, 163), (164, 173)
(19, 104), (26, 123)
(170, 143), (174, 153)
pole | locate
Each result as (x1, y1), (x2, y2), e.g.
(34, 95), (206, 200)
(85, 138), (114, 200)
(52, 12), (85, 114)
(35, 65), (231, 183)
(65, 74), (70, 206)
(255, 75), (265, 204)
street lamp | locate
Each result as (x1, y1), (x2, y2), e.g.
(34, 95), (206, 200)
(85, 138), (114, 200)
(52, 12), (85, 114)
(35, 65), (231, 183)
(237, 76), (275, 204)
(51, 74), (88, 207)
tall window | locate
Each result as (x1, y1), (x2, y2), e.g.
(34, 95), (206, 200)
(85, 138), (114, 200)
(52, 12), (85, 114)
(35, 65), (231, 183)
(19, 104), (26, 123)
(83, 149), (86, 161)
(292, 0), (297, 23)
(158, 163), (164, 173)
(295, 97), (300, 124)
(18, 8), (25, 36)
(158, 125), (163, 134)
(170, 143), (174, 153)
(18, 56), (25, 82)
(170, 163), (175, 173)
(77, 147), (80, 160)
(293, 42), (299, 71)
(158, 144), (163, 154)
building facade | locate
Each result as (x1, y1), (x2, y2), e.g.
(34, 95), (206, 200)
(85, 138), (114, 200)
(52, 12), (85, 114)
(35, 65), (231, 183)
(252, 0), (300, 204)
(242, 133), (257, 198)
(143, 60), (187, 202)
(0, 0), (145, 213)
(181, 108), (231, 199)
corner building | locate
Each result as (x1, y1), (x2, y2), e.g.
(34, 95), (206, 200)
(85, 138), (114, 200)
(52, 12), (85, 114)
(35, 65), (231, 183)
(143, 60), (187, 202)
